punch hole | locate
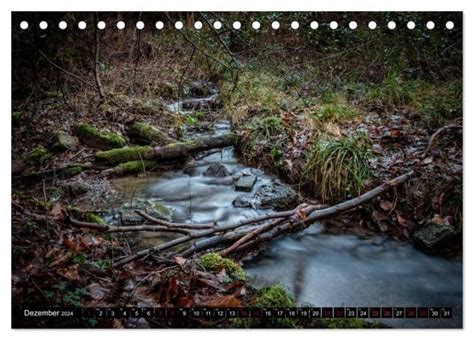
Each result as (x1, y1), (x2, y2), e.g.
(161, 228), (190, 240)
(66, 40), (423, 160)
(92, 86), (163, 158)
(272, 21), (280, 30)
(213, 21), (222, 30)
(155, 21), (164, 30)
(310, 21), (319, 29)
(58, 21), (67, 30)
(445, 21), (454, 30)
(252, 21), (261, 30)
(194, 21), (203, 30)
(20, 21), (29, 30)
(39, 21), (48, 30)
(78, 21), (87, 30)
(368, 21), (377, 30)
(426, 21), (435, 30)
(233, 21), (241, 30)
(175, 21), (184, 30)
(136, 21), (144, 30)
(329, 21), (338, 29)
(349, 21), (357, 30)
(117, 21), (125, 30)
(291, 21), (299, 30)
(407, 21), (415, 30)
(97, 21), (106, 30)
(387, 21), (396, 30)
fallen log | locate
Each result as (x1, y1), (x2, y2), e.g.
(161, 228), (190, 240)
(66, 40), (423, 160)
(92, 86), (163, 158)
(108, 171), (413, 267)
(95, 133), (236, 165)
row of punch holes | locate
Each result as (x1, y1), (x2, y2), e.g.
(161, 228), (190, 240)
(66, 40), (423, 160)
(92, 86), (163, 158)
(19, 19), (456, 31)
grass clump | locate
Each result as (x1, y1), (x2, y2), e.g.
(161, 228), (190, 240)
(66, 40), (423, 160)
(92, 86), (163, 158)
(198, 253), (246, 281)
(311, 103), (359, 123)
(75, 123), (126, 150)
(302, 133), (372, 202)
(95, 146), (153, 166)
(240, 115), (288, 171)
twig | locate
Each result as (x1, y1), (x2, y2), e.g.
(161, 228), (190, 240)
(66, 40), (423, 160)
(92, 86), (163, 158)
(69, 217), (191, 234)
(94, 13), (106, 100)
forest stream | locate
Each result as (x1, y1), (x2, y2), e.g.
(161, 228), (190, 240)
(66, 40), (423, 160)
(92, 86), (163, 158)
(99, 96), (462, 328)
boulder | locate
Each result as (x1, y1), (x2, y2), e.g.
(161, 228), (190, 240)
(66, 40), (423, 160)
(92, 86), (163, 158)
(234, 174), (257, 192)
(54, 131), (78, 151)
(203, 162), (231, 177)
(233, 180), (298, 210)
(413, 222), (459, 249)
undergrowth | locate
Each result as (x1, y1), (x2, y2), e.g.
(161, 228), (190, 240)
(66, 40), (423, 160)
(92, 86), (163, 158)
(302, 133), (372, 202)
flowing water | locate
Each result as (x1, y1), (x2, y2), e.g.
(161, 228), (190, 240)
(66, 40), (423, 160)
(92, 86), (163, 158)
(107, 95), (462, 328)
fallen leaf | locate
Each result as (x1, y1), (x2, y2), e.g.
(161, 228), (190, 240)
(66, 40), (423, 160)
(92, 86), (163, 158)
(88, 283), (109, 300)
(372, 210), (388, 222)
(63, 237), (81, 254)
(173, 256), (186, 269)
(379, 200), (393, 211)
(204, 295), (242, 308)
(57, 265), (80, 281)
(421, 156), (433, 165)
(50, 203), (64, 220)
(396, 213), (410, 227)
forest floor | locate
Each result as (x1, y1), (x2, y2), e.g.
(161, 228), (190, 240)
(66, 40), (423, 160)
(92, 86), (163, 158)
(12, 51), (462, 328)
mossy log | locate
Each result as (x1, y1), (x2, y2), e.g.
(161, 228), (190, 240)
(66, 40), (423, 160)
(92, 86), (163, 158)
(95, 133), (236, 165)
(127, 121), (176, 145)
(75, 123), (126, 150)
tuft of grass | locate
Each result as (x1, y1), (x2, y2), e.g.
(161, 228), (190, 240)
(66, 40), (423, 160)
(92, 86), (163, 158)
(240, 115), (288, 171)
(311, 103), (359, 123)
(302, 133), (372, 202)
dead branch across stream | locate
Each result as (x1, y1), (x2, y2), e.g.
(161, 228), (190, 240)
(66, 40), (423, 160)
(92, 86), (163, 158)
(68, 170), (414, 268)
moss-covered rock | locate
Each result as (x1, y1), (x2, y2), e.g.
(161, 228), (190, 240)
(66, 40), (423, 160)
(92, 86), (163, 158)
(75, 123), (126, 150)
(127, 122), (176, 146)
(95, 146), (154, 165)
(26, 146), (51, 165)
(60, 165), (83, 178)
(86, 213), (105, 225)
(114, 160), (158, 175)
(198, 253), (247, 281)
(54, 131), (78, 151)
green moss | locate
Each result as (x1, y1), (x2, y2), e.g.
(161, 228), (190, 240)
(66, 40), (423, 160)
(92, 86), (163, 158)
(86, 213), (105, 225)
(234, 285), (297, 328)
(75, 123), (126, 150)
(95, 146), (154, 165)
(150, 202), (172, 220)
(26, 146), (51, 165)
(114, 160), (158, 175)
(198, 253), (247, 281)
(128, 122), (175, 145)
(254, 285), (295, 308)
(60, 165), (83, 177)
(12, 111), (22, 126)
